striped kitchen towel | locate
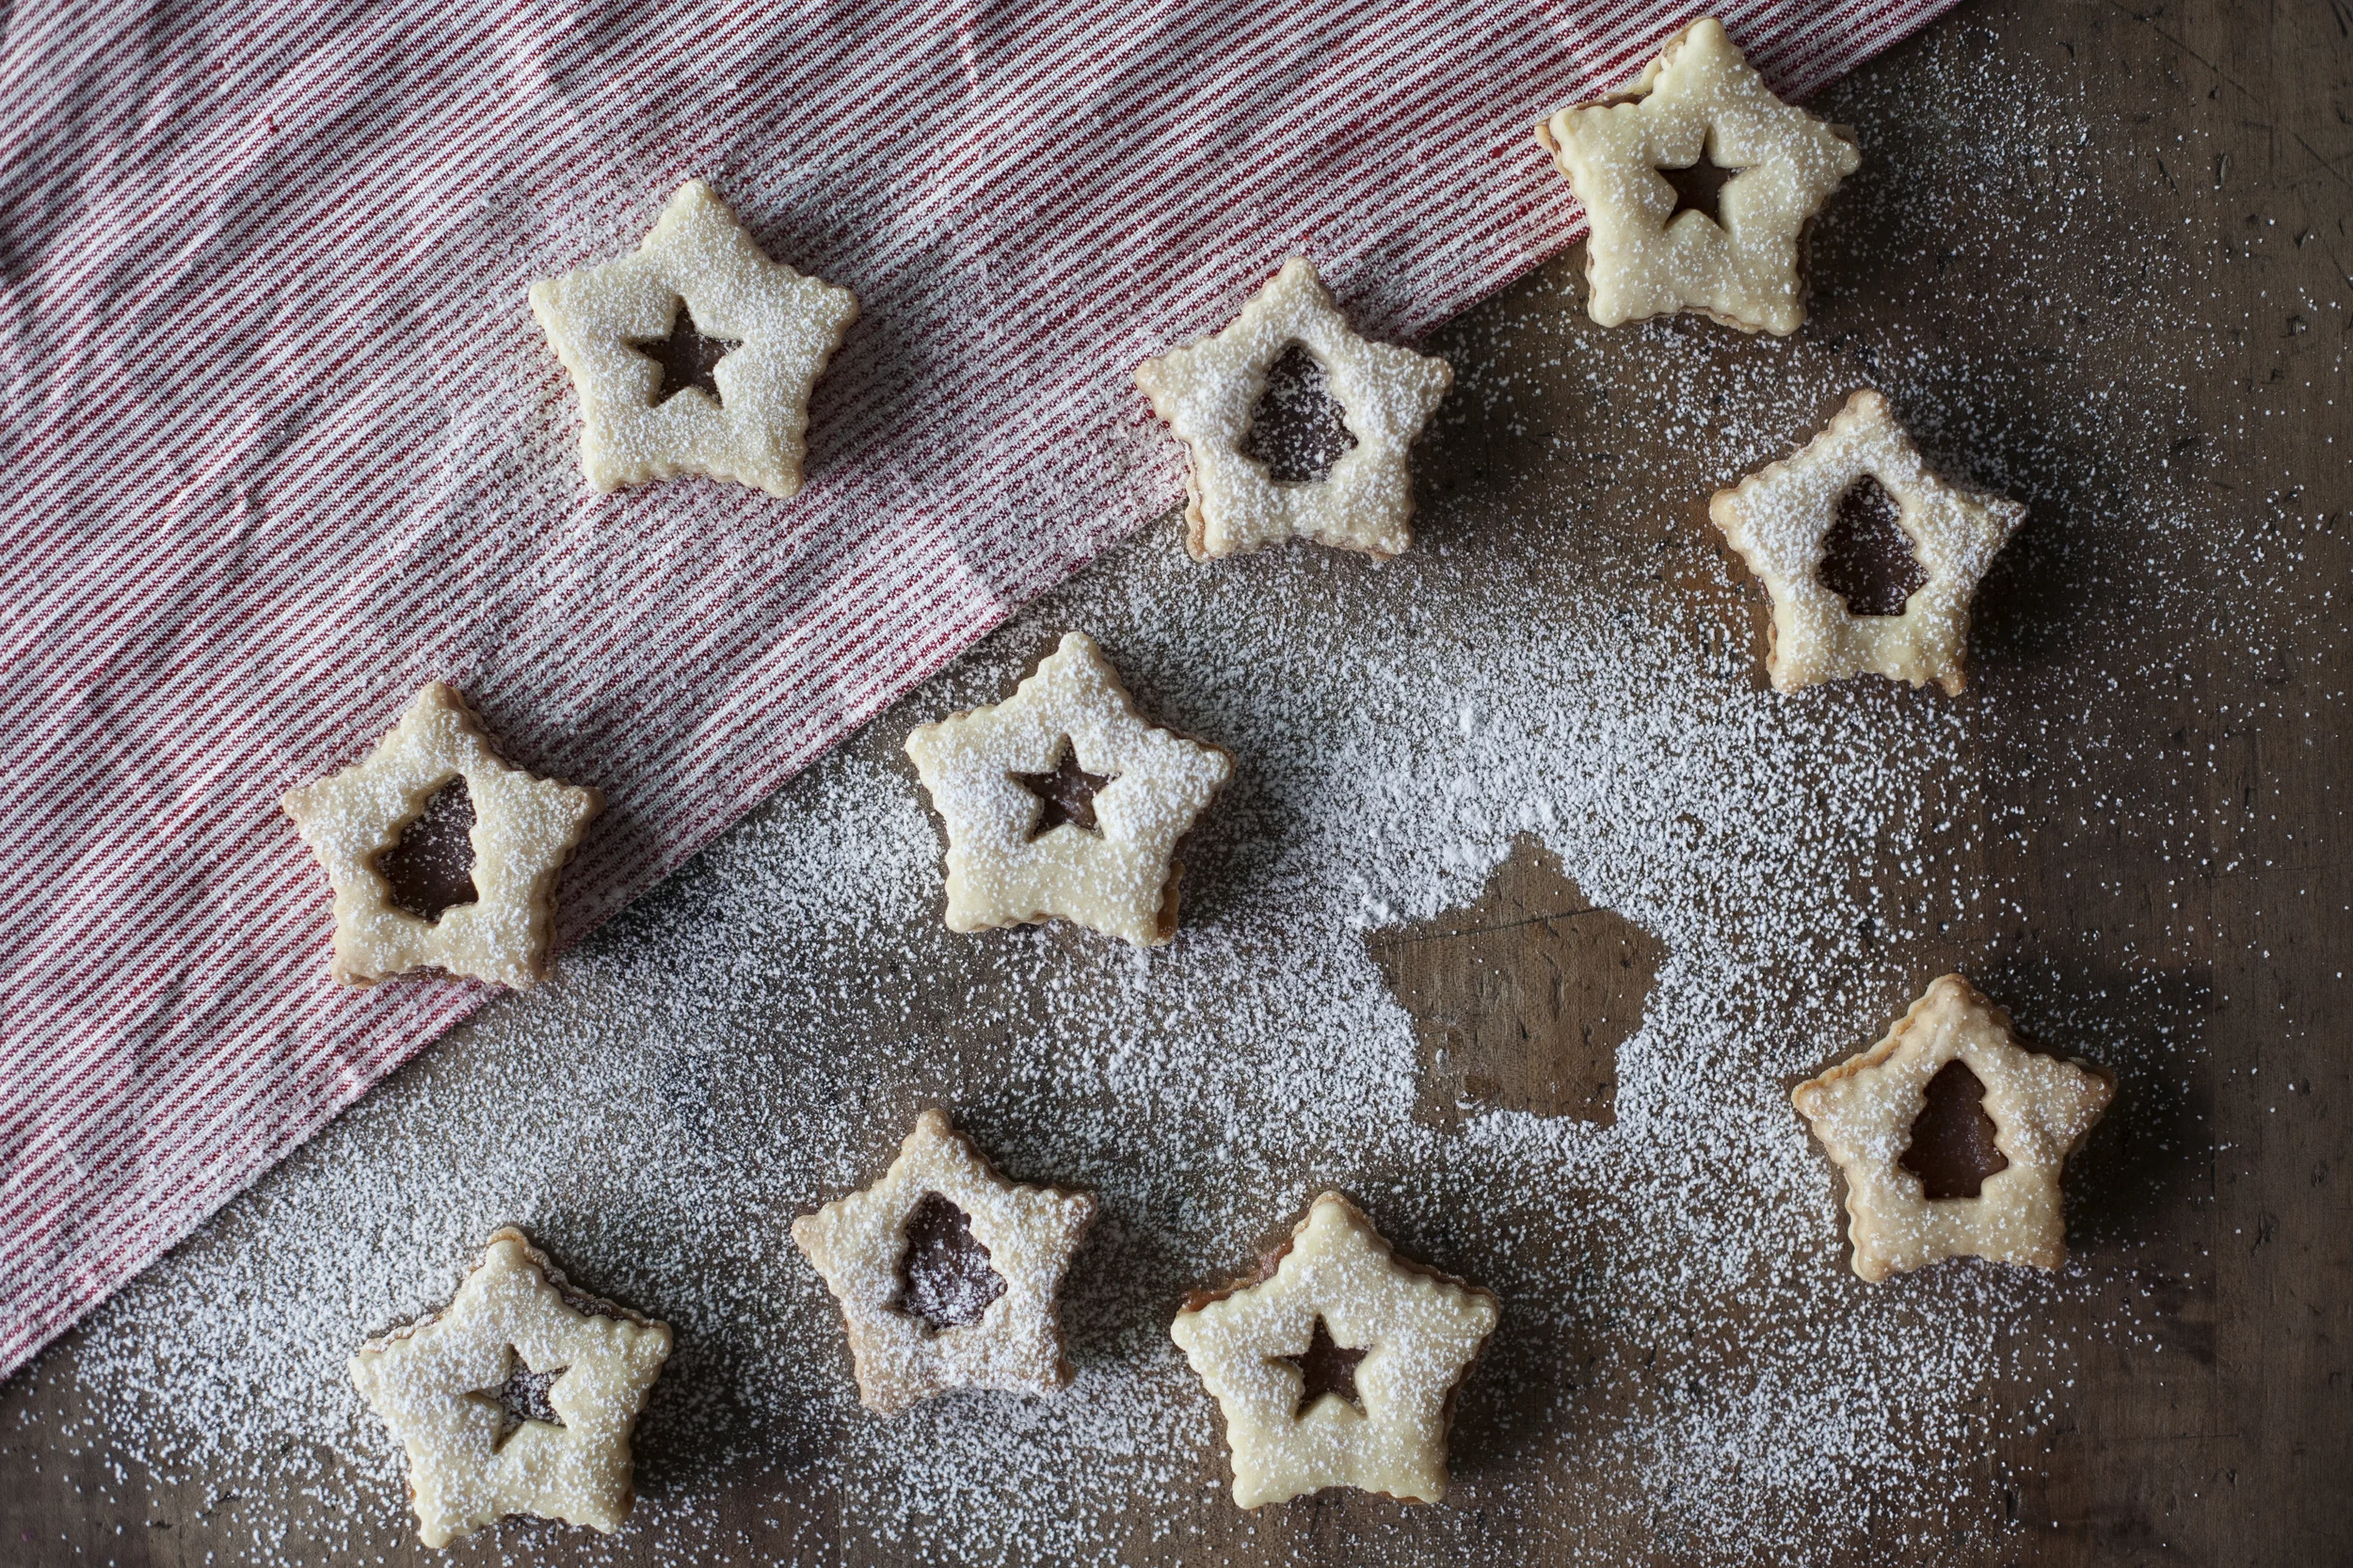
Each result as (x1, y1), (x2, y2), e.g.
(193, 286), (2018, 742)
(0, 0), (1955, 1375)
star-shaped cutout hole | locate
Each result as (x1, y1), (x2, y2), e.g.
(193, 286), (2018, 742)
(529, 179), (859, 496)
(792, 1110), (1097, 1415)
(892, 1191), (1008, 1333)
(1286, 1316), (1368, 1419)
(282, 684), (600, 987)
(1136, 257), (1451, 560)
(349, 1229), (671, 1547)
(473, 1354), (568, 1451)
(904, 632), (1231, 948)
(1009, 742), (1115, 840)
(625, 300), (741, 408)
(1792, 975), (2115, 1282)
(1537, 19), (1861, 334)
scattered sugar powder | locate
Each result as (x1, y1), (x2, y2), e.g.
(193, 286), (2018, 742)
(14, 16), (2345, 1568)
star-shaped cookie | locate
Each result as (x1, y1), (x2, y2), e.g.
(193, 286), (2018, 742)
(792, 1109), (1097, 1416)
(1136, 257), (1453, 562)
(904, 631), (1232, 947)
(282, 682), (599, 987)
(1171, 1192), (1498, 1508)
(1536, 18), (1860, 335)
(1709, 389), (2025, 695)
(1793, 975), (2115, 1283)
(350, 1228), (672, 1548)
(530, 179), (858, 497)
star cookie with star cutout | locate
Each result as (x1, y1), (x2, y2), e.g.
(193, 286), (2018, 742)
(792, 1108), (1098, 1416)
(1136, 257), (1453, 562)
(1793, 975), (2115, 1283)
(349, 1228), (672, 1548)
(282, 681), (599, 988)
(1171, 1192), (1499, 1508)
(1537, 17), (1860, 335)
(1709, 389), (2025, 695)
(530, 179), (858, 497)
(904, 631), (1232, 947)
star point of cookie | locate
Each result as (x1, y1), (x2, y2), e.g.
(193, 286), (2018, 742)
(1536, 18), (1860, 335)
(792, 1109), (1097, 1416)
(904, 631), (1232, 947)
(282, 682), (599, 987)
(349, 1228), (672, 1548)
(1136, 257), (1453, 562)
(1171, 1192), (1498, 1508)
(1793, 975), (2115, 1283)
(1710, 389), (2025, 694)
(530, 179), (858, 497)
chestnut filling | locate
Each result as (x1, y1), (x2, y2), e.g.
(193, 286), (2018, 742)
(1818, 474), (1927, 616)
(892, 1192), (1006, 1334)
(627, 302), (740, 407)
(1010, 743), (1113, 840)
(1288, 1316), (1368, 1418)
(1899, 1060), (2010, 1200)
(480, 1358), (566, 1450)
(376, 776), (478, 922)
(1239, 343), (1357, 484)
(1658, 151), (1741, 227)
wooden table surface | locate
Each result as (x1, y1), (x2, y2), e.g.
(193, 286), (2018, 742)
(7, 2), (2350, 1562)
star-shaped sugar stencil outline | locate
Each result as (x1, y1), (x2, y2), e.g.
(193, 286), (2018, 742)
(1793, 975), (2116, 1283)
(1709, 389), (2026, 695)
(280, 682), (600, 988)
(1536, 17), (1861, 335)
(1170, 1192), (1500, 1509)
(348, 1228), (672, 1548)
(1136, 256), (1454, 562)
(903, 631), (1233, 947)
(529, 179), (859, 497)
(792, 1109), (1098, 1416)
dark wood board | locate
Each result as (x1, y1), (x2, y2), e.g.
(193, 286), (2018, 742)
(6, 2), (2350, 1562)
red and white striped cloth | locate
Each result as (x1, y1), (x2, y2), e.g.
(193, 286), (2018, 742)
(0, 0), (1954, 1375)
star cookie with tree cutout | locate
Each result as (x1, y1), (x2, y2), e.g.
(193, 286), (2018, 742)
(1793, 974), (2115, 1283)
(349, 1228), (672, 1548)
(282, 682), (599, 987)
(904, 631), (1232, 947)
(1537, 17), (1860, 335)
(1710, 388), (2025, 695)
(792, 1108), (1097, 1416)
(530, 180), (858, 497)
(1171, 1192), (1499, 1508)
(1136, 257), (1453, 562)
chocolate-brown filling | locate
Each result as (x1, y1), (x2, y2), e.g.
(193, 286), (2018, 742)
(1819, 474), (1927, 616)
(1899, 1059), (2010, 1200)
(892, 1192), (1006, 1333)
(376, 776), (478, 922)
(1010, 743), (1113, 839)
(1289, 1316), (1368, 1418)
(1658, 152), (1740, 228)
(1239, 343), (1357, 484)
(482, 1358), (566, 1449)
(627, 301), (740, 407)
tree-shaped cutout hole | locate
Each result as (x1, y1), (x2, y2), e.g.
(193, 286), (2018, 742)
(1240, 343), (1358, 484)
(479, 1356), (566, 1451)
(1658, 139), (1741, 227)
(377, 776), (478, 922)
(1899, 1060), (2010, 1200)
(626, 298), (740, 407)
(1010, 741), (1113, 840)
(1818, 474), (1927, 616)
(1288, 1315), (1368, 1419)
(892, 1192), (1006, 1334)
